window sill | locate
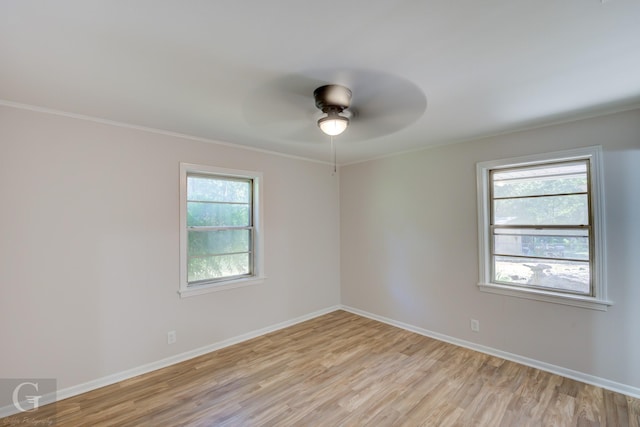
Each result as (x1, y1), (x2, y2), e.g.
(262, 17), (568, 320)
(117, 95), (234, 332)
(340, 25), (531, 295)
(478, 282), (613, 311)
(179, 276), (266, 298)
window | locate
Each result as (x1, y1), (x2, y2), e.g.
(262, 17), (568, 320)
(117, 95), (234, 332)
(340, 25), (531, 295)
(180, 163), (264, 297)
(476, 147), (611, 310)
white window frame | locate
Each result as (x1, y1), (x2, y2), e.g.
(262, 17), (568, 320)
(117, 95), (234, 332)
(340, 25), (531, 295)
(179, 163), (265, 298)
(476, 146), (612, 311)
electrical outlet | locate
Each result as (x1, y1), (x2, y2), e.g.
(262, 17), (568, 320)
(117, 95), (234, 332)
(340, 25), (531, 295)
(167, 330), (177, 344)
(470, 319), (480, 332)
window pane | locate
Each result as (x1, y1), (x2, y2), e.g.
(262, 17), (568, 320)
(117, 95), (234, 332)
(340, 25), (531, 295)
(493, 162), (587, 198)
(187, 202), (249, 227)
(493, 229), (589, 260)
(187, 176), (250, 203)
(188, 253), (250, 283)
(493, 194), (588, 225)
(494, 256), (590, 294)
(188, 229), (250, 256)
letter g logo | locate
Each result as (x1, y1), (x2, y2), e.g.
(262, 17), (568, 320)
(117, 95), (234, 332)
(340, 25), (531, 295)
(12, 381), (41, 412)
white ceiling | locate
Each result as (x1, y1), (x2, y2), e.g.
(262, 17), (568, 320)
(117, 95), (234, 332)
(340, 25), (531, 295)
(2, 1), (640, 164)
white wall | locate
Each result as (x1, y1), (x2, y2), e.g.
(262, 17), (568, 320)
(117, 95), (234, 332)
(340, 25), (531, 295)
(0, 106), (341, 389)
(340, 108), (640, 390)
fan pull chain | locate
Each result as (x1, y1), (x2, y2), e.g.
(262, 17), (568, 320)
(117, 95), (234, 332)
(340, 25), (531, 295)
(331, 135), (337, 175)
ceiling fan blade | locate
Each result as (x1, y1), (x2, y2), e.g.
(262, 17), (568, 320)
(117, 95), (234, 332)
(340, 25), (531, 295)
(343, 111), (416, 141)
(243, 86), (313, 127)
(345, 72), (427, 141)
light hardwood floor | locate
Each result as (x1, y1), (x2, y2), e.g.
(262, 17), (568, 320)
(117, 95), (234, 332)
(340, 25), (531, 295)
(3, 310), (639, 426)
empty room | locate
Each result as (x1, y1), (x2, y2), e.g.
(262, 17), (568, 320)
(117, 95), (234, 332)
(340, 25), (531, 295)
(1, 1), (639, 426)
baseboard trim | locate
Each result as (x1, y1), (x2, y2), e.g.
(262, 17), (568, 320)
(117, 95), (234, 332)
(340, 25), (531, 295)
(340, 305), (640, 399)
(0, 305), (341, 419)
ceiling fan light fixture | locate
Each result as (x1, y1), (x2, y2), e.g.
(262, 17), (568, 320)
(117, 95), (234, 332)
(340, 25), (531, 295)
(314, 85), (352, 136)
(318, 112), (349, 136)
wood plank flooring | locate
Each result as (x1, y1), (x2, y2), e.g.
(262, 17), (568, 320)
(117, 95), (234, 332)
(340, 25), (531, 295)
(3, 310), (639, 426)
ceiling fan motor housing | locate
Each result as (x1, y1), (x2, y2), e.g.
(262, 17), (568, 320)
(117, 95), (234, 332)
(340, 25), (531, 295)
(314, 85), (352, 113)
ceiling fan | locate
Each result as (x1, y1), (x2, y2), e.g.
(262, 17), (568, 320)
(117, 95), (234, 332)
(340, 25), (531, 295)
(243, 69), (427, 145)
(313, 84), (352, 136)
